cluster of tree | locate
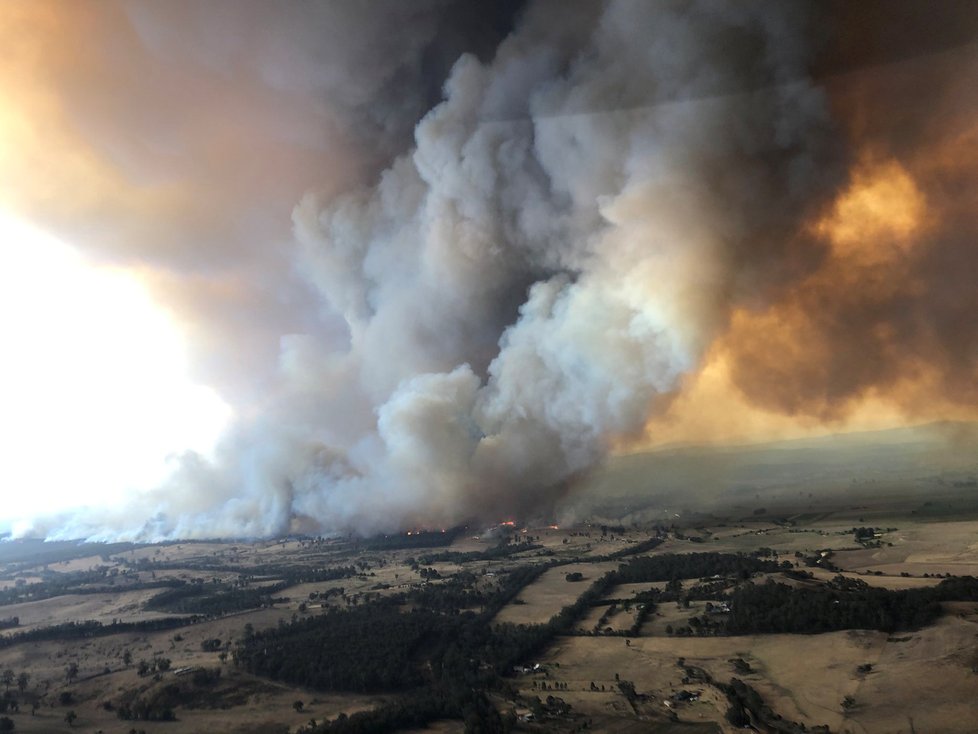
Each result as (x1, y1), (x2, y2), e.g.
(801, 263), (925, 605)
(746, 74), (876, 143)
(0, 539), (137, 568)
(137, 657), (171, 677)
(270, 566), (358, 586)
(399, 574), (492, 614)
(240, 544), (807, 732)
(0, 619), (17, 631)
(130, 557), (227, 573)
(360, 529), (462, 551)
(0, 671), (29, 694)
(115, 687), (177, 722)
(0, 571), (172, 607)
(145, 581), (289, 616)
(491, 571), (620, 671)
(131, 560), (356, 589)
(783, 568), (814, 581)
(725, 575), (978, 634)
(617, 552), (785, 584)
(298, 686), (505, 734)
(414, 542), (542, 566)
(0, 617), (196, 650)
(242, 550), (777, 729)
(480, 565), (553, 619)
(190, 667), (222, 687)
(673, 660), (828, 733)
(719, 677), (828, 733)
(680, 578), (735, 602)
(592, 535), (665, 561)
(625, 598), (656, 636)
(592, 603), (619, 633)
(111, 666), (223, 721)
(0, 691), (19, 714)
(234, 602), (459, 692)
(667, 611), (727, 638)
(237, 560), (567, 731)
(308, 587), (345, 602)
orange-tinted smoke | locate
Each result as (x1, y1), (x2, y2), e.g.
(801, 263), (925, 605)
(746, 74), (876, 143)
(636, 26), (978, 449)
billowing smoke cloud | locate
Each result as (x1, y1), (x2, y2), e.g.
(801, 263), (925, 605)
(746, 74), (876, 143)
(55, 0), (843, 539)
(13, 1), (978, 539)
(0, 0), (523, 398)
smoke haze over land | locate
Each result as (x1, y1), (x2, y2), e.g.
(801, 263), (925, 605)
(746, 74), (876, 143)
(1, 1), (978, 539)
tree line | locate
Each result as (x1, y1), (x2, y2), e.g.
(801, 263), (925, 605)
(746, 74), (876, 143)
(726, 574), (978, 634)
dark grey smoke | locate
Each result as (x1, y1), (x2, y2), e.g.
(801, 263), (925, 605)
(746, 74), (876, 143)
(40, 1), (978, 540)
(44, 0), (839, 540)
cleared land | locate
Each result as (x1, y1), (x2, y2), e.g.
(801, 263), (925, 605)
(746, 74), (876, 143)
(0, 491), (977, 732)
(493, 562), (618, 626)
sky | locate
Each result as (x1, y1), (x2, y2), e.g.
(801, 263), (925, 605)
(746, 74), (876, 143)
(0, 1), (977, 539)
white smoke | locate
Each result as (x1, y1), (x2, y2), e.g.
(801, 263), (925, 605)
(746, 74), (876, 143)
(44, 1), (839, 540)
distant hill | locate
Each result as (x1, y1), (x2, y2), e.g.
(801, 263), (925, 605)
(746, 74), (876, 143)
(567, 421), (978, 522)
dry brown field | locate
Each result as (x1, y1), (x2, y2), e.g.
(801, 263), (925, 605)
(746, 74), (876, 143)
(524, 611), (978, 734)
(0, 589), (183, 632)
(493, 562), (618, 626)
(0, 498), (977, 731)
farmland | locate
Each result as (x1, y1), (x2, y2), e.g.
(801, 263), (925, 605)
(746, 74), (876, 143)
(1, 492), (978, 732)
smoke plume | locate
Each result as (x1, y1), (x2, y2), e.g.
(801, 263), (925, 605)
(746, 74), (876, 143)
(8, 1), (978, 538)
(103, 0), (838, 538)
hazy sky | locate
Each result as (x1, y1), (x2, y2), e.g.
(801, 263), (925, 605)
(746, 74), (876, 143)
(1, 1), (977, 539)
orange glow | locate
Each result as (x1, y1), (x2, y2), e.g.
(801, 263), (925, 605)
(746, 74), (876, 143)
(0, 3), (148, 224)
(631, 156), (978, 451)
(814, 159), (927, 264)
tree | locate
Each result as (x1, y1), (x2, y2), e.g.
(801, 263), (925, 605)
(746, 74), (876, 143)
(15, 672), (28, 693)
(0, 671), (11, 690)
(122, 649), (133, 667)
(293, 700), (304, 712)
(842, 695), (856, 711)
(64, 710), (77, 727)
(0, 716), (13, 732)
(65, 662), (78, 683)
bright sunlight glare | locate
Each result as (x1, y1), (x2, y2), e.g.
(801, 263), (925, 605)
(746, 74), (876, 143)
(0, 212), (231, 530)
